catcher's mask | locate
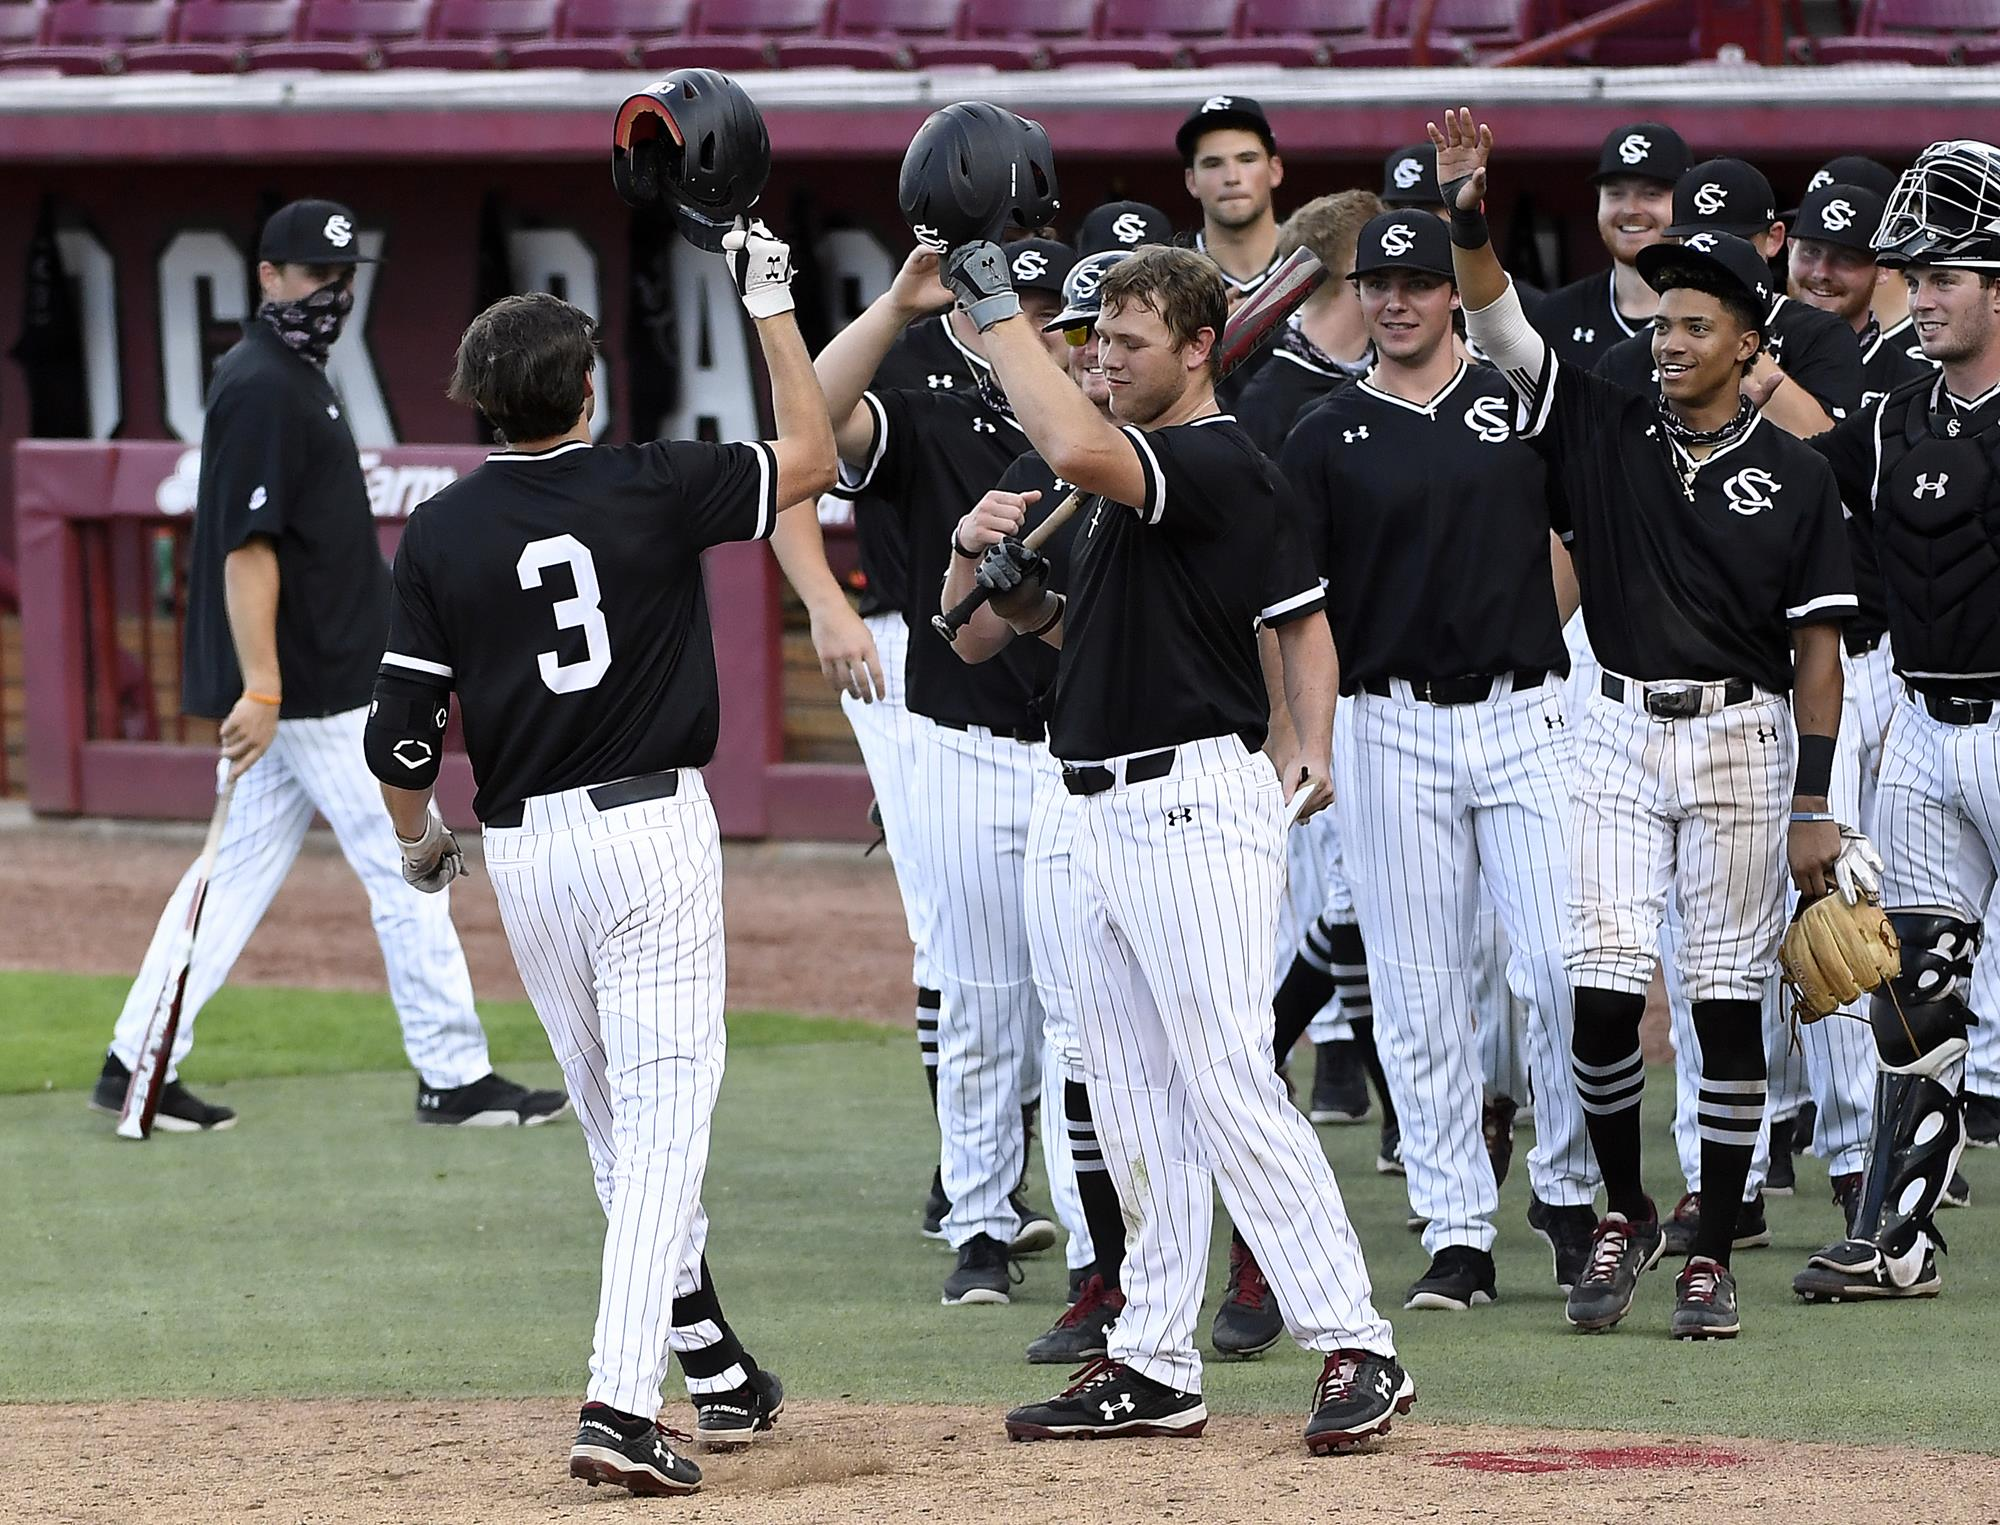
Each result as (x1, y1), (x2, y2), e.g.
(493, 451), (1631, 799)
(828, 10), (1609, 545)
(1875, 139), (2000, 271)
(898, 101), (1060, 254)
(614, 69), (772, 253)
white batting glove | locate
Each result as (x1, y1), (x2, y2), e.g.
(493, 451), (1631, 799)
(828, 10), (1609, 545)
(1833, 825), (1884, 905)
(397, 812), (466, 894)
(722, 217), (795, 319)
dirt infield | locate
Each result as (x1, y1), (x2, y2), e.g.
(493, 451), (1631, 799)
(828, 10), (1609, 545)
(8, 1398), (1996, 1525)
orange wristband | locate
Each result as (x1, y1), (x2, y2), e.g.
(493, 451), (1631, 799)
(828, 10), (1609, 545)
(244, 690), (282, 707)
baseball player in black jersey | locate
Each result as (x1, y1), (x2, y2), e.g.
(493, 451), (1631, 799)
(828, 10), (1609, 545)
(1439, 108), (1862, 1340)
(1790, 184), (1935, 411)
(1532, 123), (1691, 371)
(817, 239), (1085, 1305)
(1281, 210), (1600, 1310)
(1078, 198), (1175, 257)
(1593, 157), (1864, 435)
(1791, 139), (2000, 1303)
(365, 214), (833, 1495)
(940, 240), (1411, 1451)
(1178, 94), (1285, 408)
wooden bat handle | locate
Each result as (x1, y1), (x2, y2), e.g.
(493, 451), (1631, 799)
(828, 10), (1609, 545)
(931, 486), (1084, 643)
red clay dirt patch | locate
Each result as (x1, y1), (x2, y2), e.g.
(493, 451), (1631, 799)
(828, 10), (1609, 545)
(5, 1400), (1996, 1525)
(1431, 1441), (1745, 1473)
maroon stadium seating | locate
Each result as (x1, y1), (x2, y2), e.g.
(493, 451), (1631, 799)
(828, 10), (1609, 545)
(0, 0), (47, 56)
(911, 0), (1097, 69)
(507, 0), (694, 67)
(1549, 0), (1701, 63)
(1338, 0), (1534, 62)
(778, 0), (959, 67)
(11, 0), (176, 73)
(123, 0), (304, 72)
(1048, 0), (1239, 68)
(1191, 0), (1383, 67)
(381, 0), (561, 65)
(249, 0), (433, 68)
(1792, 0), (1998, 64)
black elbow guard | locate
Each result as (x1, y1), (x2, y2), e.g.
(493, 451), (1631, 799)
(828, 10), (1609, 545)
(365, 675), (449, 790)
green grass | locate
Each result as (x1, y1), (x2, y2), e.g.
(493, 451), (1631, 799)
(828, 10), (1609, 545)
(4, 969), (1998, 1451)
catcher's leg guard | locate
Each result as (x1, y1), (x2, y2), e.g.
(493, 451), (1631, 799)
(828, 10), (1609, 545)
(1874, 1072), (1966, 1276)
(1868, 912), (1980, 1077)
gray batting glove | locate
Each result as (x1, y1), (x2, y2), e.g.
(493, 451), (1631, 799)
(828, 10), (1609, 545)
(722, 217), (795, 319)
(974, 537), (1050, 621)
(1833, 826), (1884, 905)
(398, 812), (466, 894)
(942, 240), (1021, 331)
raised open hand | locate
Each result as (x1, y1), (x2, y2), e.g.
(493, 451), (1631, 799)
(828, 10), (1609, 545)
(1427, 107), (1493, 213)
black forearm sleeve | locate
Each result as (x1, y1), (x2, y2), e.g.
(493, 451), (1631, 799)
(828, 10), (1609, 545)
(364, 671), (450, 790)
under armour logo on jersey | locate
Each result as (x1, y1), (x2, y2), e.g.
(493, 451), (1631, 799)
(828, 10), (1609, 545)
(1572, 326), (1596, 345)
(1684, 232), (1721, 254)
(1201, 95), (1234, 113)
(391, 739), (434, 770)
(1052, 476), (1074, 494)
(1012, 249), (1049, 283)
(1819, 198), (1857, 231)
(1722, 467), (1781, 515)
(1379, 223), (1418, 258)
(1111, 211), (1149, 245)
(1165, 806), (1193, 826)
(1618, 132), (1652, 166)
(1756, 725), (1777, 743)
(1914, 472), (1951, 498)
(248, 485), (267, 512)
(322, 213), (354, 248)
(971, 416), (997, 434)
(326, 403), (340, 419)
(1392, 158), (1423, 190)
(1463, 395), (1511, 443)
(1343, 426), (1370, 443)
(1692, 183), (1728, 218)
(926, 373), (955, 389)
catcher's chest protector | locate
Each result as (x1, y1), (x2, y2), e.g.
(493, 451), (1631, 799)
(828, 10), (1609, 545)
(1876, 395), (2000, 678)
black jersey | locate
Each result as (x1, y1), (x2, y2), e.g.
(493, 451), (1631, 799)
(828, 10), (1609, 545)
(1050, 414), (1325, 760)
(1192, 231), (1285, 410)
(838, 314), (985, 618)
(182, 320), (391, 720)
(1593, 295), (1865, 421)
(381, 437), (779, 823)
(1513, 353), (1855, 694)
(1279, 363), (1569, 693)
(1859, 315), (1935, 410)
(1814, 373), (2000, 700)
(1234, 331), (1370, 456)
(844, 385), (1052, 730)
(1532, 269), (1648, 371)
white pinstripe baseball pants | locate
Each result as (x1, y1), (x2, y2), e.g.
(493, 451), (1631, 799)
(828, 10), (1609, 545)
(1335, 679), (1597, 1257)
(108, 705), (491, 1088)
(1070, 736), (1394, 1395)
(840, 613), (937, 990)
(484, 775), (725, 1420)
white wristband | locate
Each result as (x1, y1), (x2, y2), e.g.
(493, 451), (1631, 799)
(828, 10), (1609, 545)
(742, 286), (795, 320)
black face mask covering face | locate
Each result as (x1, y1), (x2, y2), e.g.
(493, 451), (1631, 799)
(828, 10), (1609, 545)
(260, 273), (355, 367)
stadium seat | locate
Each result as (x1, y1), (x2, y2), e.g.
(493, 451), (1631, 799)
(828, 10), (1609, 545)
(124, 0), (304, 72)
(381, 0), (561, 65)
(911, 0), (1096, 69)
(1552, 0), (1700, 63)
(1191, 0), (1383, 67)
(1339, 0), (1534, 62)
(1048, 0), (1239, 68)
(507, 0), (694, 68)
(0, 0), (45, 49)
(778, 0), (959, 68)
(12, 0), (176, 73)
(1792, 0), (1997, 64)
(249, 0), (433, 68)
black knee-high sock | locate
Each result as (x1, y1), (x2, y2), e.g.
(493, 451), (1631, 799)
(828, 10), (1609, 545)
(670, 1256), (754, 1391)
(1066, 1080), (1126, 1290)
(917, 987), (941, 1109)
(1353, 1017), (1397, 1129)
(1017, 1099), (1038, 1195)
(1272, 937), (1338, 1066)
(1571, 985), (1650, 1221)
(1689, 997), (1766, 1267)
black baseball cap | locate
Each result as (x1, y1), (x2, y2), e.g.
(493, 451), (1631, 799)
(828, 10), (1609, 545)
(1381, 143), (1442, 208)
(1785, 155), (1897, 224)
(257, 199), (377, 265)
(1044, 249), (1128, 331)
(1592, 122), (1691, 185)
(1347, 211), (1454, 280)
(1666, 158), (1777, 237)
(1638, 230), (1775, 316)
(1175, 94), (1275, 164)
(1793, 183), (1887, 255)
(1003, 237), (1077, 297)
(1078, 200), (1174, 255)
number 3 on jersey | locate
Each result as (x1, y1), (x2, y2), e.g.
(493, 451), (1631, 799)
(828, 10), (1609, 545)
(517, 534), (612, 694)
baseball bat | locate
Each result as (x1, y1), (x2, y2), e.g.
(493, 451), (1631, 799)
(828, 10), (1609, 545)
(118, 756), (237, 1141)
(932, 246), (1328, 643)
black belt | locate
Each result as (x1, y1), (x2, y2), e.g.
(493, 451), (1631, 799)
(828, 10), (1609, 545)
(933, 716), (1047, 744)
(486, 768), (680, 828)
(1601, 673), (1754, 718)
(1908, 685), (1996, 726)
(1360, 668), (1547, 706)
(1062, 749), (1175, 797)
(1844, 628), (1887, 658)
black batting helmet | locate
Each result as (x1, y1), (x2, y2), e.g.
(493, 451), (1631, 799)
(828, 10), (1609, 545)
(899, 102), (1060, 252)
(612, 69), (771, 253)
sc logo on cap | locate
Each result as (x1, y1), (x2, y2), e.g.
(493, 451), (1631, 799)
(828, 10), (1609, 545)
(1808, 169), (1834, 192)
(1618, 133), (1652, 166)
(1012, 249), (1049, 282)
(1819, 198), (1856, 231)
(1379, 223), (1417, 258)
(1692, 183), (1728, 218)
(1201, 95), (1234, 113)
(323, 214), (355, 249)
(1393, 158), (1423, 190)
(1684, 232), (1720, 252)
(1110, 211), (1149, 245)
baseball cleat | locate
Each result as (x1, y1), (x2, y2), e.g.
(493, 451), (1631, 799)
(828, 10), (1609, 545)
(1309, 1041), (1370, 1124)
(1831, 1171), (1865, 1236)
(416, 1072), (568, 1127)
(943, 1233), (1017, 1305)
(1026, 1274), (1126, 1365)
(569, 1404), (702, 1496)
(1375, 1120), (1405, 1176)
(1794, 1239), (1942, 1302)
(920, 1169), (948, 1241)
(1764, 1112), (1798, 1196)
(1565, 1208), (1667, 1332)
(1671, 1256), (1740, 1339)
(1942, 1170), (1972, 1209)
(692, 1366), (784, 1450)
(1404, 1246), (1497, 1311)
(1004, 1358), (1207, 1441)
(1304, 1350), (1414, 1453)
(1964, 1092), (2000, 1148)
(1211, 1240), (1283, 1358)
(1009, 1192), (1059, 1255)
(1482, 1095), (1518, 1188)
(91, 1054), (236, 1133)
(1527, 1194), (1597, 1293)
(1661, 1191), (1769, 1257)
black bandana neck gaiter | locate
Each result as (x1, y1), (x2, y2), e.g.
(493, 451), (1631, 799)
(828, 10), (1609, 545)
(260, 276), (355, 367)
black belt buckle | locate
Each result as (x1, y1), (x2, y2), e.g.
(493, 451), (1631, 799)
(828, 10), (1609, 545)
(1924, 691), (1995, 726)
(1062, 765), (1113, 797)
(586, 769), (680, 811)
(1061, 748), (1174, 797)
(1418, 675), (1494, 705)
(1642, 684), (1701, 720)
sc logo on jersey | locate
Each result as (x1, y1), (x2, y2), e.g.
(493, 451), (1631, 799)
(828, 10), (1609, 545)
(1378, 223), (1418, 258)
(1392, 157), (1424, 190)
(1464, 395), (1510, 443)
(1692, 183), (1729, 218)
(1722, 467), (1782, 515)
(1618, 133), (1652, 166)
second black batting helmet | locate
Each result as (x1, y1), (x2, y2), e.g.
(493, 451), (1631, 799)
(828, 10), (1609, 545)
(613, 69), (772, 252)
(899, 102), (1060, 252)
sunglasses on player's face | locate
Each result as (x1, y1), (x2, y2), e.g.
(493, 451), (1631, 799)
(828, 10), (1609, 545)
(1063, 324), (1094, 347)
